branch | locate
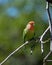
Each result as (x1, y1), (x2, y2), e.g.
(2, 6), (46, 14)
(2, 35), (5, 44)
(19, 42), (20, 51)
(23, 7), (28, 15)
(39, 26), (50, 53)
(46, 2), (52, 33)
(43, 51), (52, 65)
(0, 41), (29, 65)
(40, 1), (52, 54)
(43, 1), (52, 65)
(40, 26), (50, 44)
(46, 2), (52, 51)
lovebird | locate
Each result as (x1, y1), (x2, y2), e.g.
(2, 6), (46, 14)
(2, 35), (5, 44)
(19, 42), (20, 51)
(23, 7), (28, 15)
(23, 21), (35, 54)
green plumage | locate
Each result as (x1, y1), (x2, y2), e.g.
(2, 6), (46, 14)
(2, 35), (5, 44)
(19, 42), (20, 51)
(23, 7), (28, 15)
(23, 27), (35, 54)
(23, 28), (35, 42)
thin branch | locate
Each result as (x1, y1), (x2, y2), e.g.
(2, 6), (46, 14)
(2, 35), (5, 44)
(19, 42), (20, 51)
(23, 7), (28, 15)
(46, 60), (52, 62)
(40, 26), (50, 53)
(43, 51), (51, 65)
(43, 51), (51, 61)
(46, 2), (52, 52)
(40, 26), (50, 44)
(0, 41), (29, 65)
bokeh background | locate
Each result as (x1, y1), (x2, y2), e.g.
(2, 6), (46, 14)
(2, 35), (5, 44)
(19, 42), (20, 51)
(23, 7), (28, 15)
(0, 0), (51, 65)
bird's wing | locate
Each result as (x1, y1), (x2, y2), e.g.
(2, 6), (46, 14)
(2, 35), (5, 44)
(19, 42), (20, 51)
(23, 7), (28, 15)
(23, 28), (28, 43)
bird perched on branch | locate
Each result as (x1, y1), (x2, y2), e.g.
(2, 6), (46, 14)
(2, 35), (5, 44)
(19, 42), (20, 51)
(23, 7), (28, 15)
(23, 21), (35, 55)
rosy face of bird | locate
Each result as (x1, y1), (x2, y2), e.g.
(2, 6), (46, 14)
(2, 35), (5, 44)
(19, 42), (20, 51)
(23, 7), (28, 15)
(26, 21), (35, 30)
(29, 21), (35, 26)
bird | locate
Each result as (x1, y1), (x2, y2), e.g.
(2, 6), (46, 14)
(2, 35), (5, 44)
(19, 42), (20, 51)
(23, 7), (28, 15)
(23, 21), (35, 55)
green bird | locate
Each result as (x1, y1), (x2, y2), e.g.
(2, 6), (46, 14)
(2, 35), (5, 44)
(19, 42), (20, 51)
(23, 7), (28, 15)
(23, 21), (35, 54)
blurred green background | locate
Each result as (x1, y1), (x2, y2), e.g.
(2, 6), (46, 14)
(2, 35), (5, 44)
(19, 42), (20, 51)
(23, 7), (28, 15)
(0, 0), (51, 65)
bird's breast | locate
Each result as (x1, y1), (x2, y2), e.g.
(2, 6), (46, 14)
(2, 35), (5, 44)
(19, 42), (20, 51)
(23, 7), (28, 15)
(25, 30), (34, 41)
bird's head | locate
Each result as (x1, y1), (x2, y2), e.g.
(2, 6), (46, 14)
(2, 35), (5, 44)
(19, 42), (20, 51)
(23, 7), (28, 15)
(26, 21), (35, 30)
(28, 21), (35, 26)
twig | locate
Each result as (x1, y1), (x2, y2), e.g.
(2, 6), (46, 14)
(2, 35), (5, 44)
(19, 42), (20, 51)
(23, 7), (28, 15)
(43, 51), (51, 65)
(46, 2), (52, 51)
(43, 51), (51, 61)
(46, 60), (52, 62)
(46, 2), (52, 33)
(46, 1), (52, 54)
(40, 26), (50, 53)
(40, 26), (50, 44)
(0, 41), (29, 65)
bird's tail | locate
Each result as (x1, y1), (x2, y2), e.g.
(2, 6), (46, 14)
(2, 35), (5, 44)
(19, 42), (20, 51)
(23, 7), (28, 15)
(30, 37), (40, 55)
